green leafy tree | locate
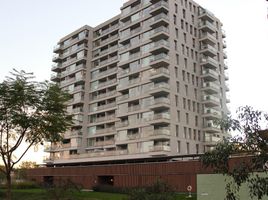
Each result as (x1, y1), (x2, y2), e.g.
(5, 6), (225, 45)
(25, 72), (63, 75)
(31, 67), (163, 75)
(201, 106), (268, 200)
(0, 70), (72, 200)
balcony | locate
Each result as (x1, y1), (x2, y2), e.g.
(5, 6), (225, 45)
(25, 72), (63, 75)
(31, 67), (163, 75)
(149, 145), (170, 152)
(198, 21), (216, 33)
(150, 1), (169, 15)
(51, 63), (61, 72)
(202, 95), (220, 107)
(128, 105), (141, 113)
(50, 73), (61, 82)
(150, 82), (170, 96)
(150, 113), (170, 125)
(96, 127), (116, 135)
(150, 13), (169, 28)
(150, 53), (169, 68)
(94, 114), (116, 123)
(99, 35), (119, 47)
(94, 68), (117, 80)
(205, 135), (221, 146)
(96, 79), (117, 90)
(203, 108), (222, 119)
(223, 50), (227, 59)
(200, 57), (218, 69)
(201, 69), (218, 81)
(52, 54), (62, 62)
(91, 90), (117, 101)
(117, 78), (140, 91)
(53, 44), (62, 53)
(116, 120), (129, 128)
(149, 68), (170, 81)
(225, 83), (230, 92)
(199, 9), (215, 22)
(95, 140), (115, 147)
(225, 71), (229, 80)
(150, 97), (170, 110)
(203, 120), (221, 133)
(202, 81), (220, 94)
(101, 24), (120, 36)
(150, 26), (169, 41)
(222, 29), (226, 38)
(117, 93), (129, 102)
(61, 64), (86, 77)
(150, 40), (170, 54)
(223, 40), (227, 48)
(199, 32), (217, 46)
(95, 102), (116, 112)
(151, 128), (171, 136)
(200, 44), (217, 57)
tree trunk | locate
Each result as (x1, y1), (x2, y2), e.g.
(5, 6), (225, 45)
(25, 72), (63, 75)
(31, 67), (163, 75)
(6, 172), (11, 200)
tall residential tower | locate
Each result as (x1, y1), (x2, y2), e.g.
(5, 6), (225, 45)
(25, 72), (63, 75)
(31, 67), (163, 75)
(46, 0), (230, 165)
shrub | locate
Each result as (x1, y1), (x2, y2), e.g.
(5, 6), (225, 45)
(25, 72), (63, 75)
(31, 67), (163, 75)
(92, 184), (129, 194)
(12, 181), (41, 189)
(126, 179), (176, 200)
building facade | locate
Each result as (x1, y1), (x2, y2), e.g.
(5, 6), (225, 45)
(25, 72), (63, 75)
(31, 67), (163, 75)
(46, 0), (230, 165)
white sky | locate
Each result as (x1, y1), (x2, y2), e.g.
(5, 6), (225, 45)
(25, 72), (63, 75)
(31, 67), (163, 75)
(0, 0), (268, 164)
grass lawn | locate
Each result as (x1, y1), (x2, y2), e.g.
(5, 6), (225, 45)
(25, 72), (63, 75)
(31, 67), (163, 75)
(0, 189), (196, 200)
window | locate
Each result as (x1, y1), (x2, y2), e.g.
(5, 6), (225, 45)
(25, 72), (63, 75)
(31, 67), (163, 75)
(174, 40), (178, 51)
(188, 128), (192, 139)
(183, 9), (186, 19)
(191, 15), (194, 23)
(189, 2), (192, 11)
(196, 144), (199, 154)
(195, 116), (198, 126)
(181, 19), (184, 29)
(175, 95), (178, 106)
(176, 54), (179, 65)
(185, 84), (188, 96)
(187, 99), (191, 110)
(192, 74), (195, 85)
(176, 125), (179, 137)
(192, 101), (196, 112)
(183, 33), (187, 43)
(173, 15), (177, 25)
(183, 98), (186, 109)
(194, 88), (197, 99)
(175, 3), (178, 13)
(177, 141), (181, 153)
(185, 22), (188, 32)
(197, 103), (200, 113)
(186, 113), (189, 124)
(175, 28), (179, 38)
(175, 67), (178, 78)
(182, 70), (186, 81)
(193, 63), (196, 73)
(193, 129), (197, 140)
(187, 72), (190, 83)
(198, 130), (201, 141)
(177, 81), (180, 93)
(184, 127), (187, 138)
(192, 38), (195, 48)
(186, 142), (190, 154)
(184, 58), (188, 68)
(177, 110), (180, 122)
(182, 44), (185, 54)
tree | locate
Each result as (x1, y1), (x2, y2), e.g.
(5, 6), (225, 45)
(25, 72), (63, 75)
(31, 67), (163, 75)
(0, 70), (72, 200)
(19, 161), (37, 169)
(201, 106), (268, 200)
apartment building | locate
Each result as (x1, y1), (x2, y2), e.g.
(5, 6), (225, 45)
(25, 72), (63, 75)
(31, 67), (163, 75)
(46, 0), (230, 165)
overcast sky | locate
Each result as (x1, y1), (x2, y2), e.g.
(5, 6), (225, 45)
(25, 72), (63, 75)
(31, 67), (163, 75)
(0, 0), (267, 164)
